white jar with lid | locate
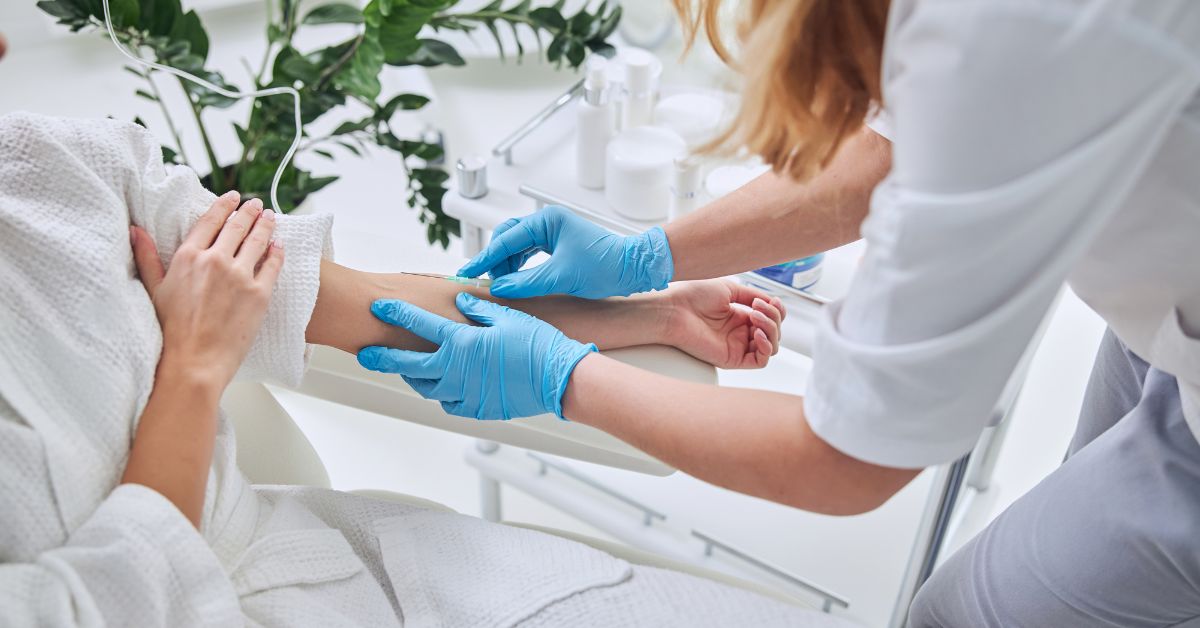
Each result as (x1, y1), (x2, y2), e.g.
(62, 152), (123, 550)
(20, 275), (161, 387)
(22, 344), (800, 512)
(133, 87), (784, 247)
(605, 126), (687, 222)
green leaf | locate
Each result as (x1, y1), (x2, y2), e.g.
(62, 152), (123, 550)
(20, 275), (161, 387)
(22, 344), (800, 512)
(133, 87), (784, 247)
(302, 3), (364, 25)
(565, 39), (586, 68)
(596, 4), (621, 40)
(483, 18), (504, 62)
(399, 39), (464, 67)
(546, 35), (569, 65)
(36, 1), (82, 21)
(398, 139), (443, 161)
(140, 0), (181, 36)
(161, 145), (182, 165)
(337, 140), (363, 156)
(267, 23), (288, 43)
(313, 149), (335, 160)
(410, 167), (449, 186)
(378, 93), (429, 119)
(169, 10), (208, 61)
(333, 29), (385, 101)
(280, 54), (322, 83)
(529, 7), (565, 31)
(332, 117), (373, 135)
(106, 0), (139, 30)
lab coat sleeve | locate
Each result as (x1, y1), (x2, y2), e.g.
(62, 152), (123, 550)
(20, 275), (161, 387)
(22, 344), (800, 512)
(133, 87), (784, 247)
(120, 122), (334, 388)
(805, 2), (1200, 468)
(0, 484), (240, 627)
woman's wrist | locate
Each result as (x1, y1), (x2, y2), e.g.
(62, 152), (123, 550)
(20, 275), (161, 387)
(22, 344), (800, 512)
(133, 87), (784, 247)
(156, 350), (231, 401)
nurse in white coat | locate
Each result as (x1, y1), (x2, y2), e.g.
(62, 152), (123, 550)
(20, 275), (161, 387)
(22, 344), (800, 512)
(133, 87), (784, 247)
(358, 0), (1200, 624)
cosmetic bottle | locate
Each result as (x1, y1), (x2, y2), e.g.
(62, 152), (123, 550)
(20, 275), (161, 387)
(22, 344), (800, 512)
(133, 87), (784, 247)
(576, 56), (612, 189)
(621, 49), (658, 129)
(669, 157), (702, 220)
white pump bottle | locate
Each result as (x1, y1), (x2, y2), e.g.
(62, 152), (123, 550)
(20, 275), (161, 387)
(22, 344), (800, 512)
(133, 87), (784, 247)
(576, 56), (612, 189)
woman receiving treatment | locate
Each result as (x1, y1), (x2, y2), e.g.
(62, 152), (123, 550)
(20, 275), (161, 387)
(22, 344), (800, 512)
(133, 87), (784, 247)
(0, 106), (847, 626)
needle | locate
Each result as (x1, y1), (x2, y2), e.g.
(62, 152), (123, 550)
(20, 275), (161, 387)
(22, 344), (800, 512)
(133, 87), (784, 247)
(401, 272), (494, 288)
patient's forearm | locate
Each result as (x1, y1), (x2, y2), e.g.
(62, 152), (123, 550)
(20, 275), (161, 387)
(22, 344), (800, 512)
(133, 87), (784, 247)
(121, 358), (222, 527)
(307, 260), (672, 354)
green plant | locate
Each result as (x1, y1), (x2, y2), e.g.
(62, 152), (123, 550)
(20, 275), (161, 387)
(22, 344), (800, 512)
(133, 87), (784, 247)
(37, 0), (621, 247)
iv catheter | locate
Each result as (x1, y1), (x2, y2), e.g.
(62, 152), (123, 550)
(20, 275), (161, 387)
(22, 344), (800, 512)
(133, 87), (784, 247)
(101, 0), (301, 213)
(401, 272), (494, 288)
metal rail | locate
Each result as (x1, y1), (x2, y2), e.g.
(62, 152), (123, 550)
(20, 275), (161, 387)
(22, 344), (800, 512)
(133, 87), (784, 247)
(692, 530), (850, 612)
(493, 79), (585, 166)
(527, 452), (667, 526)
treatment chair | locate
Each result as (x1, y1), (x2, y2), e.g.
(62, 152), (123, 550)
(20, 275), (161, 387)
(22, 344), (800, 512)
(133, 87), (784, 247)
(221, 344), (813, 610)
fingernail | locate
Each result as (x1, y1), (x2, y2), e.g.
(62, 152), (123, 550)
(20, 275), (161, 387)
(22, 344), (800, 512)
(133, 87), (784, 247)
(753, 297), (765, 309)
(272, 236), (283, 249)
(357, 347), (380, 369)
(129, 226), (137, 246)
(262, 208), (275, 221)
(220, 190), (239, 202)
(246, 198), (263, 210)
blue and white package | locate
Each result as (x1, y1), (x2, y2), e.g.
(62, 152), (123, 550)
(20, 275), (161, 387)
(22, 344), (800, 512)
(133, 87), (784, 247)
(752, 254), (824, 290)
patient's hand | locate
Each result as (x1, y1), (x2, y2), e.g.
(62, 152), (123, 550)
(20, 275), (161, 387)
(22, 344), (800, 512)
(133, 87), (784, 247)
(130, 191), (284, 387)
(665, 281), (785, 369)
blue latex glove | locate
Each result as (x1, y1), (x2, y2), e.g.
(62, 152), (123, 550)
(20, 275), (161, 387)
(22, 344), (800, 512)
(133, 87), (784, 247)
(356, 293), (597, 420)
(457, 205), (675, 299)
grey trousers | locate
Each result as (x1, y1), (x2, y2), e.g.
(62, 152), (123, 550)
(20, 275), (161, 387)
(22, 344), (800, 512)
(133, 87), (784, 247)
(909, 330), (1200, 627)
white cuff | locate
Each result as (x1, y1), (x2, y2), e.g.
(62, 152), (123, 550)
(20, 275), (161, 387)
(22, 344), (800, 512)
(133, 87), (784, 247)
(236, 212), (334, 387)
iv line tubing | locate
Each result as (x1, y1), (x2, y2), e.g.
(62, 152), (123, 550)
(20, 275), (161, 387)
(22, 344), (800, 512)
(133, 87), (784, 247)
(102, 0), (301, 212)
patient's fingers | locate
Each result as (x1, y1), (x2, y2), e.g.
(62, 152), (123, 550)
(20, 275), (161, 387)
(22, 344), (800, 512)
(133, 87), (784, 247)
(213, 198), (263, 255)
(750, 307), (780, 355)
(236, 208), (276, 270)
(255, 239), (285, 286)
(751, 298), (783, 354)
(184, 190), (240, 250)
(130, 225), (165, 293)
(752, 328), (772, 366)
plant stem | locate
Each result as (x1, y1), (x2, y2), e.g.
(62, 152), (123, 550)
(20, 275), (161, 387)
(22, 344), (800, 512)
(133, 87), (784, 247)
(434, 10), (536, 27)
(145, 70), (191, 168)
(313, 32), (364, 92)
(180, 82), (226, 191)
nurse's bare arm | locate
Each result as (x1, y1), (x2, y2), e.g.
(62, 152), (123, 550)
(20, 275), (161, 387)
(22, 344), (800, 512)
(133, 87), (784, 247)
(563, 353), (920, 515)
(307, 260), (784, 368)
(665, 126), (891, 280)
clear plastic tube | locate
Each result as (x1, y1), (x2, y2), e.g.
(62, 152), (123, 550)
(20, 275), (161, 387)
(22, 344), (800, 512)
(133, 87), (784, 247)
(101, 0), (301, 212)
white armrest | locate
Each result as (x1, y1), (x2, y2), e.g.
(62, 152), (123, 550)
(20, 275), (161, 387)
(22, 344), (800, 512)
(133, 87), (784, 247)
(295, 344), (717, 476)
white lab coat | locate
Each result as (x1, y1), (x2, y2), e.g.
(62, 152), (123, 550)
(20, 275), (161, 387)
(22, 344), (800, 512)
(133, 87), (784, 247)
(808, 0), (1200, 467)
(0, 113), (844, 627)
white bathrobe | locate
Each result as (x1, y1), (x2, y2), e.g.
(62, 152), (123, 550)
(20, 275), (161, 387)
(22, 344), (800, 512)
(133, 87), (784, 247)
(0, 113), (851, 627)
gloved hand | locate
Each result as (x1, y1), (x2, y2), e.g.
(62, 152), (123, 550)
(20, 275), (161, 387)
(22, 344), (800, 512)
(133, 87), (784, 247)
(357, 293), (597, 420)
(456, 205), (675, 299)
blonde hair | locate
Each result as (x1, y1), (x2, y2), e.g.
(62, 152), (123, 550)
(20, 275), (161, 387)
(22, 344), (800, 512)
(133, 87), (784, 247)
(674, 0), (889, 181)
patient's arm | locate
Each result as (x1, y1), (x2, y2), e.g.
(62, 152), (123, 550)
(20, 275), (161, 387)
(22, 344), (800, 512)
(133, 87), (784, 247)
(307, 260), (786, 370)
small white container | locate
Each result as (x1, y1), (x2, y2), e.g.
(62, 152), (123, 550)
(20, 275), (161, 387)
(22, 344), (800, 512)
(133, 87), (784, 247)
(605, 126), (687, 222)
(576, 56), (612, 189)
(621, 49), (659, 129)
(669, 157), (703, 220)
(654, 92), (725, 150)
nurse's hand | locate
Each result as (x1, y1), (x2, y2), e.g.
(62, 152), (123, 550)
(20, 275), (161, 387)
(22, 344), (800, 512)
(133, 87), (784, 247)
(457, 206), (674, 299)
(668, 281), (786, 369)
(357, 293), (597, 420)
